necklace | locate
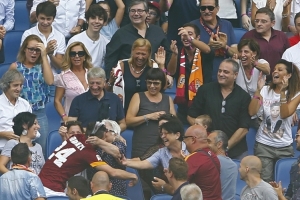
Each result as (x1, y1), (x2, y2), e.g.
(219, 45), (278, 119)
(131, 64), (146, 74)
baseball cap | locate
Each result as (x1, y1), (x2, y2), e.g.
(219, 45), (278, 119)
(148, 1), (161, 14)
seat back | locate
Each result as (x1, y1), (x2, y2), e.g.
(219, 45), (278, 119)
(232, 159), (247, 196)
(0, 64), (11, 94)
(246, 128), (257, 155)
(150, 194), (173, 200)
(234, 0), (242, 27)
(274, 157), (297, 190)
(47, 196), (69, 200)
(46, 102), (61, 132)
(122, 129), (133, 158)
(14, 1), (30, 30)
(233, 28), (247, 43)
(126, 167), (145, 200)
(46, 130), (62, 158)
(3, 31), (23, 63)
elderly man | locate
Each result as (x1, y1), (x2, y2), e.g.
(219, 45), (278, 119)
(68, 67), (126, 131)
(104, 0), (171, 77)
(0, 143), (46, 199)
(0, 70), (33, 152)
(207, 130), (237, 200)
(190, 0), (238, 81)
(180, 184), (203, 200)
(187, 59), (251, 159)
(239, 156), (278, 199)
(241, 7), (290, 82)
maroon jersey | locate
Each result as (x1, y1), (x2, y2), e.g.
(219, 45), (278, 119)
(39, 134), (106, 192)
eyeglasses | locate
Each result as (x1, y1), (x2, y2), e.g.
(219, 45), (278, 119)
(69, 51), (86, 57)
(106, 129), (116, 134)
(254, 19), (269, 24)
(221, 100), (226, 113)
(129, 9), (146, 14)
(183, 135), (195, 140)
(200, 6), (215, 12)
(148, 12), (157, 16)
(27, 47), (41, 53)
(146, 80), (161, 86)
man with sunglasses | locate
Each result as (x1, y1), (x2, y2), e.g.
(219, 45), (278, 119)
(187, 58), (251, 160)
(67, 4), (109, 68)
(241, 7), (290, 82)
(190, 0), (238, 82)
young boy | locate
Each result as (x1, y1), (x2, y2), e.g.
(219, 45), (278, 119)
(194, 114), (212, 133)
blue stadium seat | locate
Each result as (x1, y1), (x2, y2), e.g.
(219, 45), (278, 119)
(46, 101), (61, 132)
(233, 28), (247, 43)
(3, 31), (23, 63)
(47, 196), (69, 200)
(122, 129), (133, 158)
(150, 194), (173, 200)
(0, 63), (10, 94)
(274, 157), (297, 190)
(14, 1), (30, 30)
(126, 167), (145, 200)
(115, 195), (132, 200)
(234, 0), (242, 28)
(46, 130), (62, 158)
(232, 159), (247, 196)
(246, 128), (257, 155)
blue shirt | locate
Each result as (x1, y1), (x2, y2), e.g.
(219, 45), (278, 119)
(100, 18), (119, 41)
(0, 169), (46, 199)
(0, 0), (15, 31)
(190, 17), (237, 81)
(69, 90), (125, 127)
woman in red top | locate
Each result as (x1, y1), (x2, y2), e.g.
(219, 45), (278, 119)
(289, 13), (300, 46)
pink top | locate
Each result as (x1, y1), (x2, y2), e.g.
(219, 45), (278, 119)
(54, 69), (88, 115)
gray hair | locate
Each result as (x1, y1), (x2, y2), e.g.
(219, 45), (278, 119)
(222, 58), (239, 73)
(129, 0), (149, 12)
(102, 119), (121, 137)
(87, 67), (106, 80)
(180, 183), (203, 200)
(0, 69), (24, 92)
(212, 130), (228, 151)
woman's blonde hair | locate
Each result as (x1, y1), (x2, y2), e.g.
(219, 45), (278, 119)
(128, 38), (152, 67)
(17, 35), (43, 64)
(61, 42), (93, 71)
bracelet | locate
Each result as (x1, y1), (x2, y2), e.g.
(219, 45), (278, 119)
(241, 13), (247, 17)
(162, 68), (170, 75)
(253, 95), (262, 105)
(61, 113), (67, 118)
(143, 115), (149, 125)
(282, 13), (289, 18)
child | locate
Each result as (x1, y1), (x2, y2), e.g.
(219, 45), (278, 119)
(194, 114), (212, 134)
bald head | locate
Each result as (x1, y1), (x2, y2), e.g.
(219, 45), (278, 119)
(186, 125), (207, 138)
(241, 156), (262, 174)
(91, 171), (111, 192)
(184, 125), (208, 153)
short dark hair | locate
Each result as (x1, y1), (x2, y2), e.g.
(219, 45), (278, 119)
(148, 5), (160, 18)
(36, 1), (56, 18)
(146, 68), (166, 92)
(12, 112), (37, 136)
(237, 39), (261, 59)
(66, 121), (85, 134)
(158, 114), (177, 122)
(160, 120), (184, 141)
(68, 176), (90, 197)
(222, 58), (239, 73)
(183, 23), (201, 36)
(212, 130), (228, 151)
(129, 0), (149, 12)
(255, 7), (275, 21)
(168, 158), (188, 181)
(294, 12), (300, 25)
(199, 0), (219, 7)
(11, 143), (31, 165)
(85, 4), (108, 23)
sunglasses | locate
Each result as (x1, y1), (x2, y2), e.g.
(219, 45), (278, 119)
(146, 80), (161, 86)
(221, 100), (226, 114)
(200, 6), (215, 12)
(69, 51), (86, 57)
(27, 47), (41, 53)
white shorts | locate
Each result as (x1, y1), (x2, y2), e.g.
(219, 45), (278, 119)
(44, 186), (67, 197)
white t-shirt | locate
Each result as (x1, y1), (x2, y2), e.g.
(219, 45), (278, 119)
(256, 86), (300, 147)
(290, 0), (300, 26)
(218, 0), (237, 19)
(236, 59), (268, 98)
(282, 41), (300, 70)
(21, 24), (66, 75)
(250, 0), (284, 31)
(67, 31), (109, 68)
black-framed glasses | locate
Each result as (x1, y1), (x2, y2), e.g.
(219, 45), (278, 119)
(148, 12), (157, 16)
(146, 80), (161, 86)
(221, 100), (226, 114)
(129, 9), (146, 14)
(200, 6), (215, 12)
(69, 51), (86, 57)
(183, 135), (195, 139)
(254, 19), (269, 24)
(27, 47), (41, 53)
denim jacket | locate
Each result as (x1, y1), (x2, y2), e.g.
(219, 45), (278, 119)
(0, 169), (46, 199)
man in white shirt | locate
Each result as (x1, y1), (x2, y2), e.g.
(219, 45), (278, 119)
(282, 41), (300, 69)
(0, 70), (32, 152)
(67, 4), (109, 68)
(21, 1), (65, 75)
(29, 0), (85, 39)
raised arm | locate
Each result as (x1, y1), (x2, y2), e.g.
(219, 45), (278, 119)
(114, 0), (125, 27)
(249, 73), (265, 116)
(159, 0), (173, 12)
(167, 40), (178, 75)
(86, 136), (122, 159)
(241, 0), (250, 30)
(122, 158), (153, 169)
(54, 87), (68, 122)
(38, 43), (54, 85)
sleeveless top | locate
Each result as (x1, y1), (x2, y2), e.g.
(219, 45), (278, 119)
(16, 62), (50, 111)
(123, 61), (149, 115)
(132, 92), (170, 158)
